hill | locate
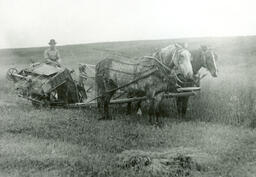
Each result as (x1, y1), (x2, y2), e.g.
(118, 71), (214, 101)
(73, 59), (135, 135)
(1, 36), (256, 67)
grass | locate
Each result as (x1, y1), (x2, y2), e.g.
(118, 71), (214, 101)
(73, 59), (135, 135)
(0, 36), (256, 176)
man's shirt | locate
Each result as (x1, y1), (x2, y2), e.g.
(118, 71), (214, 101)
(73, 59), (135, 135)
(44, 48), (60, 62)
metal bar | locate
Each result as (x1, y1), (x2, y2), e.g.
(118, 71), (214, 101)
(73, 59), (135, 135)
(66, 102), (97, 108)
(79, 63), (96, 67)
(177, 87), (201, 92)
(164, 92), (196, 98)
(11, 73), (29, 80)
(66, 91), (197, 108)
(110, 96), (146, 104)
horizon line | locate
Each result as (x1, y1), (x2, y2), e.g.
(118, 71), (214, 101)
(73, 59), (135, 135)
(1, 34), (255, 50)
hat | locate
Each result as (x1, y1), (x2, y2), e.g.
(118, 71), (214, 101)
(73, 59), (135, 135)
(48, 39), (57, 45)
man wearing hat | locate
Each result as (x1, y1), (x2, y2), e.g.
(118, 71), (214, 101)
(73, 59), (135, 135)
(44, 39), (61, 67)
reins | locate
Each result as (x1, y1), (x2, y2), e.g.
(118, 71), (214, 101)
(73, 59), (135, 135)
(87, 68), (158, 103)
(142, 56), (184, 84)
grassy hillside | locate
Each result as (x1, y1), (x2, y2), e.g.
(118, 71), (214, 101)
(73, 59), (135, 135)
(2, 36), (256, 66)
(0, 36), (256, 177)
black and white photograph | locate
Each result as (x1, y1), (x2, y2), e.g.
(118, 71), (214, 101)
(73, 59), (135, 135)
(0, 0), (256, 176)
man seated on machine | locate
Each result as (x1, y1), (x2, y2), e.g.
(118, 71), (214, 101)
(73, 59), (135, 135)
(44, 39), (61, 67)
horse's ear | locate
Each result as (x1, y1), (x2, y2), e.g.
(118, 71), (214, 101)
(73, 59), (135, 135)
(175, 43), (183, 49)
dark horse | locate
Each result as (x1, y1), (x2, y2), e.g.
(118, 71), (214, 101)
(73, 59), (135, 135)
(95, 44), (193, 124)
(176, 45), (218, 117)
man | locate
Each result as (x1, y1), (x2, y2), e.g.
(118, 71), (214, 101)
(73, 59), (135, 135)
(44, 39), (61, 67)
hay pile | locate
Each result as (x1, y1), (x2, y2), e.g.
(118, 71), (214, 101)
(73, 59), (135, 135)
(116, 147), (215, 176)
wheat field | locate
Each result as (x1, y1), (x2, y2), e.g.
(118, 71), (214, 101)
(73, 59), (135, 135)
(0, 36), (255, 177)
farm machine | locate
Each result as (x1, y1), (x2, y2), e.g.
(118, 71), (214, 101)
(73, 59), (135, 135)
(6, 62), (87, 107)
(7, 62), (200, 109)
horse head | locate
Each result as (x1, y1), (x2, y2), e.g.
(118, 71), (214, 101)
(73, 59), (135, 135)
(171, 44), (193, 80)
(200, 45), (218, 77)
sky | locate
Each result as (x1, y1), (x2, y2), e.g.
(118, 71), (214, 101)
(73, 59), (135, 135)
(0, 0), (255, 48)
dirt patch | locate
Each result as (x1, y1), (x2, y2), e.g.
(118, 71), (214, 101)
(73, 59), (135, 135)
(116, 147), (215, 176)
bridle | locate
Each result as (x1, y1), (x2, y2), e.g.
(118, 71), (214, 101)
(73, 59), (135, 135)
(143, 47), (189, 84)
(201, 49), (217, 72)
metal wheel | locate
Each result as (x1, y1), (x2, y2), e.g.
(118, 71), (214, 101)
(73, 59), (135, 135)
(6, 68), (18, 81)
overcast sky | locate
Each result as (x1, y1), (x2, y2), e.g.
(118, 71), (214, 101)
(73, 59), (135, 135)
(0, 0), (255, 48)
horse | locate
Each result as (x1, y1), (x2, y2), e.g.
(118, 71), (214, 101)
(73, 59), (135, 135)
(176, 45), (218, 117)
(95, 44), (193, 124)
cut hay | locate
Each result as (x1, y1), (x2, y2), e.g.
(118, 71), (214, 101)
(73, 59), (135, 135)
(116, 147), (216, 176)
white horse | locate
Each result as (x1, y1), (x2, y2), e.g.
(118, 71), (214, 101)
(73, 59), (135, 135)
(95, 44), (193, 124)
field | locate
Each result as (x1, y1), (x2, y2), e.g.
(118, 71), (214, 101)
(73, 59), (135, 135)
(0, 36), (256, 177)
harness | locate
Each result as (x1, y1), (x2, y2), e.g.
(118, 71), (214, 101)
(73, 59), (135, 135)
(90, 46), (190, 103)
(142, 47), (186, 84)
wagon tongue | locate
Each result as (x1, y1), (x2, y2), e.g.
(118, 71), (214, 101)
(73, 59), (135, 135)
(177, 87), (201, 92)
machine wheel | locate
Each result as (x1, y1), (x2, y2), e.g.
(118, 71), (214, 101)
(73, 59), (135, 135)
(6, 68), (18, 81)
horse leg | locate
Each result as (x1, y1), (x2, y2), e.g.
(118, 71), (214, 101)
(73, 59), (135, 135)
(176, 97), (183, 118)
(149, 113), (153, 125)
(154, 93), (164, 125)
(98, 96), (106, 120)
(126, 102), (132, 115)
(147, 99), (155, 125)
(98, 92), (111, 120)
(97, 98), (101, 111)
(126, 92), (134, 115)
(135, 101), (142, 115)
(103, 93), (114, 120)
(181, 96), (189, 117)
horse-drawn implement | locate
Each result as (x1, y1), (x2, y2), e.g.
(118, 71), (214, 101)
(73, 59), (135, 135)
(7, 61), (200, 109)
(8, 44), (217, 120)
(6, 62), (87, 107)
